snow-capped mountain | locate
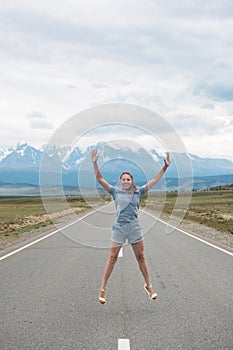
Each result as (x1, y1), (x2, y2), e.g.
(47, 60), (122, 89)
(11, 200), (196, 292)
(0, 142), (232, 189)
(0, 143), (43, 169)
(0, 143), (86, 171)
(168, 152), (233, 177)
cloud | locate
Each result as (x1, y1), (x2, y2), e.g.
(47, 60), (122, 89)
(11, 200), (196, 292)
(194, 81), (233, 102)
(29, 119), (53, 129)
(201, 103), (215, 110)
(27, 110), (47, 119)
(27, 110), (53, 129)
(0, 1), (232, 160)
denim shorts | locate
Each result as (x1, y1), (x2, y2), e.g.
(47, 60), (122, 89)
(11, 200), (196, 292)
(111, 219), (144, 245)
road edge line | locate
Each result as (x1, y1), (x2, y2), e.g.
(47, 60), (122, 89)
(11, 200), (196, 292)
(0, 209), (96, 262)
(141, 210), (233, 257)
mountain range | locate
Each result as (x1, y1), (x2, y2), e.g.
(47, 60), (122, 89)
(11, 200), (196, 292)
(0, 142), (232, 192)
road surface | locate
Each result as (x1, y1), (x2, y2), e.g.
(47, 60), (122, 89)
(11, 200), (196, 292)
(0, 205), (233, 349)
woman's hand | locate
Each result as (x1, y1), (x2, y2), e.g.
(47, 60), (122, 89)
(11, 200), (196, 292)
(164, 152), (171, 168)
(91, 149), (98, 163)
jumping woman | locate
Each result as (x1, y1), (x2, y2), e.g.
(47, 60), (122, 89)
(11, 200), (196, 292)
(91, 149), (170, 304)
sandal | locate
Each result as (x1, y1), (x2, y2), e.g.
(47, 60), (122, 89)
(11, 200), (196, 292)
(99, 287), (107, 304)
(144, 284), (158, 301)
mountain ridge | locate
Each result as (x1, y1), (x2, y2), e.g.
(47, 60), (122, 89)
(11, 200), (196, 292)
(0, 142), (232, 191)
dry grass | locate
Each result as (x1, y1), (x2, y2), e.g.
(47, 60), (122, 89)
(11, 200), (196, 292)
(144, 189), (233, 234)
(0, 190), (232, 239)
(0, 196), (97, 238)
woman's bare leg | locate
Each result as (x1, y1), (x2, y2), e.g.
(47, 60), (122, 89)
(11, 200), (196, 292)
(131, 241), (157, 298)
(99, 242), (122, 301)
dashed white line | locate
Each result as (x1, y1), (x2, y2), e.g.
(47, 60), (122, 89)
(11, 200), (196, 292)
(2, 205), (232, 262)
(118, 338), (130, 349)
(119, 247), (123, 257)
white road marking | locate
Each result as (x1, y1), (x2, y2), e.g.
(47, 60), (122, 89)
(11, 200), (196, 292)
(2, 205), (232, 262)
(0, 210), (97, 262)
(142, 210), (233, 257)
(118, 339), (130, 349)
(119, 247), (123, 257)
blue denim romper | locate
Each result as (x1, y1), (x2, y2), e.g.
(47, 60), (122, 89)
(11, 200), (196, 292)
(109, 186), (146, 244)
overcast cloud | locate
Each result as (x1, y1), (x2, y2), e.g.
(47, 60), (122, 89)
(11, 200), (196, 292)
(0, 0), (232, 160)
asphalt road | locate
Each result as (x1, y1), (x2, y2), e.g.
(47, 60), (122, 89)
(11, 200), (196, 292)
(0, 205), (233, 350)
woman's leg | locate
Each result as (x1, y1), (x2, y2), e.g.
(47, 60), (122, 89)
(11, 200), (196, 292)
(99, 242), (122, 302)
(131, 241), (157, 298)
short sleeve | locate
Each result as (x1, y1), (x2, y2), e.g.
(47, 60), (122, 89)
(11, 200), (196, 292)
(109, 186), (117, 199)
(139, 185), (147, 195)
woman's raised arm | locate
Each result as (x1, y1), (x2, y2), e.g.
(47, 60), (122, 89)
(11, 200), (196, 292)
(144, 152), (171, 192)
(91, 149), (111, 192)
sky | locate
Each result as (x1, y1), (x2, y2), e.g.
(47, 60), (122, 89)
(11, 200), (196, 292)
(0, 0), (233, 160)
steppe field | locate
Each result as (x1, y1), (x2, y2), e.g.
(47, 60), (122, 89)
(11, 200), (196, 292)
(0, 189), (232, 241)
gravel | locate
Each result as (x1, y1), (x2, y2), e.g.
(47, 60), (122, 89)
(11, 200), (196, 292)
(1, 213), (232, 256)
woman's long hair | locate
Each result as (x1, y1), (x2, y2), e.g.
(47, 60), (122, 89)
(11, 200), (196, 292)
(120, 172), (137, 193)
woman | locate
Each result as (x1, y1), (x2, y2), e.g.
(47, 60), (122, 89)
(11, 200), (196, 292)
(91, 149), (170, 304)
